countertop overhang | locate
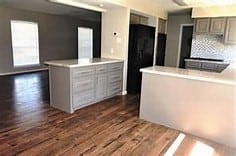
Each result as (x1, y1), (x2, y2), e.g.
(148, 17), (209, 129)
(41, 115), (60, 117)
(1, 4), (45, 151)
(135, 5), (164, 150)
(45, 58), (124, 68)
(140, 64), (236, 86)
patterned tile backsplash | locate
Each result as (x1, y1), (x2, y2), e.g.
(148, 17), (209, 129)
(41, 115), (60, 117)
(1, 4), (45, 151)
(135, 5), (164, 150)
(191, 34), (236, 63)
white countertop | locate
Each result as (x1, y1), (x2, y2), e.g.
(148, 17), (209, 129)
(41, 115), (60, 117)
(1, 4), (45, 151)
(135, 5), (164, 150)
(45, 58), (124, 68)
(140, 64), (236, 85)
(185, 59), (229, 64)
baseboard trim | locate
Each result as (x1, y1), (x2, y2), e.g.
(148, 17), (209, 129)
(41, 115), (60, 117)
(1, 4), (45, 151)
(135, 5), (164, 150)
(0, 68), (48, 76)
(122, 90), (127, 95)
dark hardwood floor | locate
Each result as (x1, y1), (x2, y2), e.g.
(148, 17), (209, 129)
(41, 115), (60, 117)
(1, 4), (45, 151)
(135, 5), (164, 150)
(0, 71), (235, 156)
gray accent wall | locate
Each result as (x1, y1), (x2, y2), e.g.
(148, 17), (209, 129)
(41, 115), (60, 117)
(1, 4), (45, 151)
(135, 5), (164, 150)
(165, 14), (193, 67)
(0, 6), (101, 74)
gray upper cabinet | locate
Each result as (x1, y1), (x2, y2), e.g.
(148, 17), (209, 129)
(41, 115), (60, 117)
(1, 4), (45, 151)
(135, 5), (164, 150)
(158, 18), (166, 34)
(195, 18), (226, 34)
(210, 18), (226, 34)
(195, 18), (210, 33)
(130, 13), (148, 25)
(224, 17), (236, 44)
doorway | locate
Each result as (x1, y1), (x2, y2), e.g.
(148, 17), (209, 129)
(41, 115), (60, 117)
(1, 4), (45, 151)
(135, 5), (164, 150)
(177, 25), (193, 68)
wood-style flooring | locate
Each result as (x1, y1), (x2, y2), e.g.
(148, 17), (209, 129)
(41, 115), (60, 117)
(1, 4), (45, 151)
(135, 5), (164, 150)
(0, 71), (235, 156)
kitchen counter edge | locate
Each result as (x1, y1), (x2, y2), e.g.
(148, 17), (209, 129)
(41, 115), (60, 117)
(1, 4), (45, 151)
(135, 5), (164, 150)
(45, 58), (124, 68)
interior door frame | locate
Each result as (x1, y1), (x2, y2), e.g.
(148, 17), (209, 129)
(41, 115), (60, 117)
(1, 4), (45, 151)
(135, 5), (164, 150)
(176, 24), (194, 68)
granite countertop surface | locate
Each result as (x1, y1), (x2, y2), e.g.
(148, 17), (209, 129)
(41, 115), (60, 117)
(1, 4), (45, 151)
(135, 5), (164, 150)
(45, 58), (124, 68)
(140, 64), (236, 85)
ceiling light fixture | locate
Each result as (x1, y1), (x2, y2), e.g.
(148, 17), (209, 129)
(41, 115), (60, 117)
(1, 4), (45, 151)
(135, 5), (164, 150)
(49, 0), (107, 12)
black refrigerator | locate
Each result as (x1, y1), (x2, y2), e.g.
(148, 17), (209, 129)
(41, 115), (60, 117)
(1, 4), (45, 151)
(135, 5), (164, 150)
(127, 24), (155, 93)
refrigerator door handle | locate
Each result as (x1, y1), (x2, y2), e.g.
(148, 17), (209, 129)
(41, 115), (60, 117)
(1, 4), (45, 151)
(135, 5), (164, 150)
(140, 50), (144, 59)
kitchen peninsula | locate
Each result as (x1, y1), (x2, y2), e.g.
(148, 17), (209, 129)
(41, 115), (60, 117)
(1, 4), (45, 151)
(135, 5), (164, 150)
(140, 64), (236, 148)
(45, 58), (124, 113)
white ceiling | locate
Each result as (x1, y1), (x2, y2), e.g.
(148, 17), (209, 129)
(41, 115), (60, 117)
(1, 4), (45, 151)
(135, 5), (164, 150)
(69, 0), (236, 12)
(150, 0), (236, 12)
(0, 0), (101, 21)
(0, 0), (236, 18)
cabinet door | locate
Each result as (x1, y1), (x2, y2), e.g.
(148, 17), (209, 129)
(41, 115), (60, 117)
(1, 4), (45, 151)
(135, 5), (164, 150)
(107, 72), (122, 97)
(225, 17), (236, 44)
(210, 18), (226, 34)
(158, 18), (166, 34)
(195, 18), (210, 33)
(96, 74), (107, 100)
(201, 62), (218, 72)
(72, 76), (95, 109)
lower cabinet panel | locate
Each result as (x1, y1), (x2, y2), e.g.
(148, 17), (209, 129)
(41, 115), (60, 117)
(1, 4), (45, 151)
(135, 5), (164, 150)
(108, 82), (122, 97)
(73, 90), (95, 109)
(96, 74), (107, 100)
(49, 61), (124, 113)
(71, 62), (123, 112)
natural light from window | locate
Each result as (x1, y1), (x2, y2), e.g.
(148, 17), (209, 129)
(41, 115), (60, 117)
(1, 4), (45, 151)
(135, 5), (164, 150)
(11, 20), (40, 67)
(190, 141), (214, 156)
(78, 27), (93, 59)
(164, 133), (186, 156)
(165, 133), (215, 156)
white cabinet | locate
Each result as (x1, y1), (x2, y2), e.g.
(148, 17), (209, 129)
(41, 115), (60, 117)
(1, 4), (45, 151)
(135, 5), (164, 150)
(225, 17), (236, 44)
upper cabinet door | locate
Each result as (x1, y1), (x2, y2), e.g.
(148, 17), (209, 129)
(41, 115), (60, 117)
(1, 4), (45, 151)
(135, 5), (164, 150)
(158, 18), (166, 34)
(195, 18), (210, 33)
(210, 18), (226, 34)
(225, 17), (236, 44)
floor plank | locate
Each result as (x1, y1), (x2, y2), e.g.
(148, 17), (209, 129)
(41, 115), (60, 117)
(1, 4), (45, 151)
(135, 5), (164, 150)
(0, 71), (235, 156)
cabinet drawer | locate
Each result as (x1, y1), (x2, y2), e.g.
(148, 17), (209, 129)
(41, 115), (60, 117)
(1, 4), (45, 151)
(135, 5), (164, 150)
(218, 64), (229, 72)
(96, 65), (107, 74)
(108, 82), (122, 96)
(73, 76), (95, 92)
(185, 61), (201, 70)
(108, 72), (122, 84)
(202, 62), (218, 72)
(108, 63), (123, 72)
(73, 90), (95, 108)
(72, 66), (95, 78)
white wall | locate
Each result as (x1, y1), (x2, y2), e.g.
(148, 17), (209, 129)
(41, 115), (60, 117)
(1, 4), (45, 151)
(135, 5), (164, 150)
(140, 72), (236, 148)
(101, 7), (130, 94)
(108, 0), (167, 19)
(101, 3), (165, 94)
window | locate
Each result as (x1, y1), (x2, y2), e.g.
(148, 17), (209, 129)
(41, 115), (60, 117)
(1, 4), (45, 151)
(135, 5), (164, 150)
(11, 20), (40, 67)
(78, 27), (93, 59)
